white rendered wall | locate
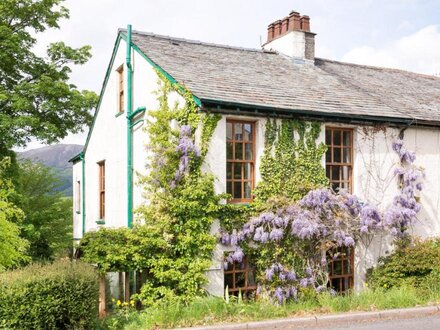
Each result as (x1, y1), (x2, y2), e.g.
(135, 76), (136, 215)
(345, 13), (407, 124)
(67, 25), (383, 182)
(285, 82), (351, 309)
(263, 31), (305, 59)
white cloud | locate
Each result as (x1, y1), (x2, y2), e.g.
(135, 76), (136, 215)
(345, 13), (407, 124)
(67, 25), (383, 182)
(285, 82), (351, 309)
(342, 25), (440, 75)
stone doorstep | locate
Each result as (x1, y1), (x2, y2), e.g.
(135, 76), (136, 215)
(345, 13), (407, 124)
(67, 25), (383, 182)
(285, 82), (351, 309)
(176, 305), (440, 330)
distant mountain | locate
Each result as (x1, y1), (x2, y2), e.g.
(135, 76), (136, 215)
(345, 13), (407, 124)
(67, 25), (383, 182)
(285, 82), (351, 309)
(18, 144), (83, 196)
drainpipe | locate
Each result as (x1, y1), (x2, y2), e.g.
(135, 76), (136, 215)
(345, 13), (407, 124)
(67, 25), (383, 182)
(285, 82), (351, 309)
(80, 152), (86, 236)
(126, 25), (147, 228)
(126, 24), (134, 228)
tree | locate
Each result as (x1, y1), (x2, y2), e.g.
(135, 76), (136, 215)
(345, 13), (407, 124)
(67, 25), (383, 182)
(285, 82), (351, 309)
(15, 160), (72, 261)
(0, 158), (29, 270)
(0, 0), (98, 153)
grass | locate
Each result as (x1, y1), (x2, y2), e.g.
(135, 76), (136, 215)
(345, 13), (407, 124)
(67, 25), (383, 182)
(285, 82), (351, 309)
(102, 285), (440, 329)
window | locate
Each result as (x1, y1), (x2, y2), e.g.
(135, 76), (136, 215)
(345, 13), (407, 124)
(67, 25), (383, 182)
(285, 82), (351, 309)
(327, 247), (354, 294)
(75, 180), (81, 214)
(98, 161), (105, 219)
(226, 120), (255, 202)
(117, 65), (124, 113)
(325, 127), (353, 192)
(224, 256), (256, 297)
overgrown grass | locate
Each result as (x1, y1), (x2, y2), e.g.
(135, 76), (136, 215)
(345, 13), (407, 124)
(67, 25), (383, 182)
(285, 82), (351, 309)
(101, 285), (440, 329)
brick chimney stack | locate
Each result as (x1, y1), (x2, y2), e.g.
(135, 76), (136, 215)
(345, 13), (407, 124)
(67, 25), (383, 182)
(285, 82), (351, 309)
(263, 10), (316, 62)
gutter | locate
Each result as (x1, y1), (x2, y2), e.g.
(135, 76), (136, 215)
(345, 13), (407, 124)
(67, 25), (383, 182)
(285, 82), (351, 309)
(80, 152), (86, 236)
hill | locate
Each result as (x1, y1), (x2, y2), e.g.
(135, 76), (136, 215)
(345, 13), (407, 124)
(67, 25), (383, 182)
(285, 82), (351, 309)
(18, 144), (83, 196)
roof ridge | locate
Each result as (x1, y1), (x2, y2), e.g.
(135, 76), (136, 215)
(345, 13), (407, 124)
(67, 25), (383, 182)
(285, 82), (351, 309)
(118, 28), (276, 54)
(316, 57), (440, 80)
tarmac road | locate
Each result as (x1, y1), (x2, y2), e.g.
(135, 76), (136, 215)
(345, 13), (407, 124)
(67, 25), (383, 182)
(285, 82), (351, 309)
(307, 313), (440, 330)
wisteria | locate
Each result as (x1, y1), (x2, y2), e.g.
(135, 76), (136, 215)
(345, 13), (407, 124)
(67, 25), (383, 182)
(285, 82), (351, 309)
(383, 139), (424, 238)
(222, 138), (424, 304)
(171, 125), (200, 187)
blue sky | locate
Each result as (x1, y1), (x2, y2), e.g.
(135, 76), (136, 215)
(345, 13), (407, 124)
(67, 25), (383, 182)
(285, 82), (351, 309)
(27, 0), (440, 149)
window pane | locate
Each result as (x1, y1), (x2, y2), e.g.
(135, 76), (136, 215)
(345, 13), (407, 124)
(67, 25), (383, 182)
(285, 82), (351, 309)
(331, 166), (340, 181)
(227, 142), (233, 160)
(227, 162), (232, 179)
(343, 148), (351, 163)
(234, 164), (242, 179)
(236, 272), (246, 287)
(225, 273), (234, 289)
(227, 181), (232, 195)
(333, 147), (341, 163)
(235, 143), (243, 160)
(227, 122), (233, 141)
(244, 124), (252, 141)
(334, 130), (341, 145)
(325, 129), (331, 145)
(245, 143), (253, 160)
(343, 131), (351, 147)
(326, 166), (331, 179)
(248, 269), (256, 286)
(233, 182), (242, 199)
(342, 166), (350, 181)
(333, 261), (342, 275)
(244, 163), (252, 180)
(326, 149), (331, 162)
(244, 182), (252, 199)
(234, 123), (243, 141)
(332, 182), (340, 191)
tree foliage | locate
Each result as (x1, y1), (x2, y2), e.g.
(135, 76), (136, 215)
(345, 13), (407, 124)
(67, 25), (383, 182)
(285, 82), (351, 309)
(15, 160), (72, 261)
(0, 0), (98, 152)
(0, 157), (29, 270)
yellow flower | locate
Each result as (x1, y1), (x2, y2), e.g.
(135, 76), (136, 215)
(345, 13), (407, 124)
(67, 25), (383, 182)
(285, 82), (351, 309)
(130, 300), (135, 307)
(116, 300), (121, 306)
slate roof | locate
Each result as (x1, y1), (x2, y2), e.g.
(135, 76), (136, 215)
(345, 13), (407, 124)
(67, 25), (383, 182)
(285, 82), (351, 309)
(129, 30), (440, 125)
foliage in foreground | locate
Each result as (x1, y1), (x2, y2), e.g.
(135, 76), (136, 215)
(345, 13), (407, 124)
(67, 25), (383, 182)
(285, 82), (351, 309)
(0, 158), (29, 269)
(102, 284), (440, 330)
(367, 237), (440, 289)
(0, 260), (99, 330)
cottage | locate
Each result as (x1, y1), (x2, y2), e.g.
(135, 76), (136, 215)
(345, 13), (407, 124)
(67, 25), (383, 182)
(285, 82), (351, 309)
(71, 11), (440, 296)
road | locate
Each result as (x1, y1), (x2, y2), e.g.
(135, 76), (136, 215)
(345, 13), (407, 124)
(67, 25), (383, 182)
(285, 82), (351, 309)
(307, 314), (440, 330)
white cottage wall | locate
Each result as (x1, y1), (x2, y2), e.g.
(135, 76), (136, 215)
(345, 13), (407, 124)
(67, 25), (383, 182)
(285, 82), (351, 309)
(72, 160), (83, 241)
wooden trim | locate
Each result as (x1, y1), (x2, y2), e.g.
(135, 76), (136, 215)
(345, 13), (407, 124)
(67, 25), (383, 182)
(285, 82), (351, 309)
(117, 65), (124, 113)
(325, 127), (353, 193)
(226, 120), (256, 203)
(98, 161), (105, 219)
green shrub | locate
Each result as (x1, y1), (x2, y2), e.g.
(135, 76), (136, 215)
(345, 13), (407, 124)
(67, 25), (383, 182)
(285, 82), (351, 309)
(367, 238), (440, 290)
(0, 260), (99, 329)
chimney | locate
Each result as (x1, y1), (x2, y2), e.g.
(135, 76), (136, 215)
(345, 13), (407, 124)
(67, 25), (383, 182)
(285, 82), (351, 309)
(263, 10), (316, 62)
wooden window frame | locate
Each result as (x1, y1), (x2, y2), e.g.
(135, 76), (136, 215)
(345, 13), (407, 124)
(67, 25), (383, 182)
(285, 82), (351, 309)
(224, 256), (257, 296)
(328, 247), (354, 294)
(98, 161), (105, 219)
(325, 127), (353, 193)
(226, 120), (256, 203)
(117, 65), (124, 113)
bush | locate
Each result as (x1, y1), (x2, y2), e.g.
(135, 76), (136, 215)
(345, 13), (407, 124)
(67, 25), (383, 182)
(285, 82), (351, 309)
(0, 260), (99, 329)
(367, 238), (440, 289)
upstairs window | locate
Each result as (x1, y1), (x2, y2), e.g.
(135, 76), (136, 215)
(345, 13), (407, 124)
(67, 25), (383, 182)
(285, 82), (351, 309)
(98, 161), (105, 219)
(226, 120), (255, 202)
(117, 65), (124, 113)
(325, 127), (353, 192)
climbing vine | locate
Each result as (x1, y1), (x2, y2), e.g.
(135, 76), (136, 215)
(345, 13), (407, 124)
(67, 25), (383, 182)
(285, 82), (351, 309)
(133, 72), (225, 306)
(253, 119), (328, 209)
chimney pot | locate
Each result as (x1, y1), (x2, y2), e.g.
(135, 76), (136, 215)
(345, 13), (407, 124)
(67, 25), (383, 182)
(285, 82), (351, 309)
(300, 15), (310, 32)
(289, 11), (301, 30)
(274, 20), (282, 38)
(281, 16), (289, 34)
(267, 23), (274, 43)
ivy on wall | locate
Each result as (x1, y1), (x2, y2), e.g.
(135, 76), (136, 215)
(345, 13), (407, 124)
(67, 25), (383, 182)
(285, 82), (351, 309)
(253, 118), (328, 209)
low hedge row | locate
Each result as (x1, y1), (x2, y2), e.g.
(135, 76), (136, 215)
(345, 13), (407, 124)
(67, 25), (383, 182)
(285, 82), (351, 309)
(0, 260), (99, 329)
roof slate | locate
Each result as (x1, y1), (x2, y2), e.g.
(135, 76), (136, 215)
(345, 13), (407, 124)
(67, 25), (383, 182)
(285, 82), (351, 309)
(130, 30), (440, 124)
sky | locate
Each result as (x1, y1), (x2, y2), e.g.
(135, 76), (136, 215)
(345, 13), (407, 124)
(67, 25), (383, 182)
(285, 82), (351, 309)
(23, 0), (440, 150)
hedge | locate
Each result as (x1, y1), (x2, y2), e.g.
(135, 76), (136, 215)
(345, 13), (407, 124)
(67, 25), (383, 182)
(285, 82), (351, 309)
(0, 260), (99, 329)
